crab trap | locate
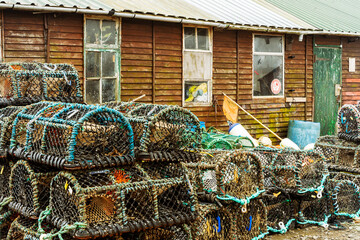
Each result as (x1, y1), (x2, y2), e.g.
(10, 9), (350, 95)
(0, 62), (82, 107)
(251, 148), (328, 195)
(262, 189), (297, 234)
(9, 160), (58, 219)
(332, 180), (360, 219)
(315, 135), (360, 173)
(190, 203), (234, 240)
(46, 164), (197, 239)
(184, 150), (264, 207)
(9, 102), (135, 170)
(337, 104), (360, 142)
(125, 104), (202, 161)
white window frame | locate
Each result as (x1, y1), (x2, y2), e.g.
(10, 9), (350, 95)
(84, 15), (121, 104)
(252, 33), (285, 98)
(182, 25), (213, 107)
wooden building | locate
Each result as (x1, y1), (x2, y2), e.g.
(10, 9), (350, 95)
(1, 0), (360, 142)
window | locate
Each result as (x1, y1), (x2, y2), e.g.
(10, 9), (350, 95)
(85, 17), (120, 104)
(183, 26), (212, 106)
(253, 35), (284, 97)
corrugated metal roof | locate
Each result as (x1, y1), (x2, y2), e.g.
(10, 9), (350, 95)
(0, 0), (316, 30)
(264, 0), (360, 34)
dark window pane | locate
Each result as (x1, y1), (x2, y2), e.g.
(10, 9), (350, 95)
(197, 28), (209, 50)
(102, 52), (116, 77)
(253, 55), (283, 96)
(102, 20), (116, 45)
(184, 27), (196, 49)
(86, 80), (100, 104)
(184, 81), (209, 103)
(86, 19), (101, 44)
(102, 78), (116, 103)
(86, 52), (101, 78)
(254, 36), (282, 53)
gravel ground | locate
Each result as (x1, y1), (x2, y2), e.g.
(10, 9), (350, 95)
(267, 222), (360, 240)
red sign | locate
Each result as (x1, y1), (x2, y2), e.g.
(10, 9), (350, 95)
(271, 79), (281, 95)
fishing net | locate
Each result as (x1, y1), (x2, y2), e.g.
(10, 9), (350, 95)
(332, 180), (360, 219)
(329, 171), (360, 186)
(184, 150), (264, 207)
(124, 224), (191, 240)
(9, 102), (135, 170)
(250, 148), (328, 195)
(190, 204), (234, 240)
(337, 104), (360, 142)
(0, 208), (16, 240)
(9, 160), (58, 218)
(315, 135), (360, 172)
(229, 199), (268, 240)
(48, 165), (196, 239)
(104, 101), (145, 114)
(0, 62), (82, 108)
(262, 188), (297, 234)
(0, 106), (23, 157)
(0, 159), (15, 203)
(126, 104), (202, 161)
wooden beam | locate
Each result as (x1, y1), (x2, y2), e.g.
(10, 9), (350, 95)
(305, 35), (308, 120)
(152, 21), (156, 104)
(236, 30), (239, 103)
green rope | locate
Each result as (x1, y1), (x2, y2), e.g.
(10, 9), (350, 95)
(0, 196), (12, 212)
(251, 231), (269, 240)
(216, 189), (265, 205)
(267, 219), (296, 234)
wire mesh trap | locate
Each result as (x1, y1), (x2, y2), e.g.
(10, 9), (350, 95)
(9, 160), (58, 219)
(123, 224), (191, 240)
(315, 135), (360, 173)
(103, 101), (145, 114)
(47, 165), (196, 239)
(337, 104), (360, 142)
(0, 62), (83, 107)
(329, 171), (360, 187)
(184, 150), (264, 207)
(0, 106), (24, 157)
(332, 180), (360, 219)
(9, 102), (135, 170)
(262, 189), (297, 234)
(228, 199), (268, 240)
(0, 158), (15, 203)
(125, 104), (202, 161)
(251, 148), (328, 195)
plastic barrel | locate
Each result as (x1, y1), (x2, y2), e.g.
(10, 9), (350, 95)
(287, 120), (320, 149)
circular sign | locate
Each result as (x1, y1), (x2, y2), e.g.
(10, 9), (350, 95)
(271, 79), (281, 95)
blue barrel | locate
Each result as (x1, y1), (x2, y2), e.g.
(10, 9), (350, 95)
(287, 120), (320, 149)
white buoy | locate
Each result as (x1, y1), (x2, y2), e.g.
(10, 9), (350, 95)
(280, 138), (300, 150)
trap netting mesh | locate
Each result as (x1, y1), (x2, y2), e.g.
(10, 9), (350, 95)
(0, 106), (23, 157)
(190, 204), (234, 240)
(123, 224), (191, 240)
(201, 128), (254, 150)
(250, 148), (328, 195)
(329, 171), (360, 186)
(47, 164), (196, 239)
(262, 188), (297, 234)
(337, 104), (360, 142)
(332, 180), (360, 219)
(9, 160), (58, 219)
(184, 150), (264, 207)
(0, 62), (82, 107)
(104, 101), (145, 114)
(315, 135), (360, 172)
(9, 102), (135, 169)
(0, 159), (15, 203)
(126, 104), (202, 161)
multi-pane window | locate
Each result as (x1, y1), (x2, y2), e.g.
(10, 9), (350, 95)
(85, 17), (119, 104)
(183, 26), (212, 106)
(253, 35), (284, 97)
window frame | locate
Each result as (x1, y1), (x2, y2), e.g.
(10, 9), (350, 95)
(252, 33), (285, 98)
(182, 25), (213, 107)
(84, 15), (121, 104)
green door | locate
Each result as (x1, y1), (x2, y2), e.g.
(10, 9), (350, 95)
(314, 47), (342, 136)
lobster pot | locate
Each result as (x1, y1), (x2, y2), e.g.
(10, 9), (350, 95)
(185, 150), (264, 207)
(315, 135), (360, 172)
(201, 131), (254, 150)
(229, 199), (268, 240)
(332, 180), (360, 219)
(0, 209), (16, 239)
(298, 191), (332, 226)
(104, 101), (145, 114)
(0, 159), (15, 202)
(190, 203), (234, 240)
(0, 106), (23, 157)
(329, 171), (360, 186)
(337, 104), (360, 142)
(49, 167), (196, 239)
(9, 160), (58, 218)
(124, 224), (191, 240)
(10, 102), (135, 169)
(127, 104), (202, 161)
(252, 148), (328, 195)
(262, 189), (297, 233)
(0, 63), (82, 107)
